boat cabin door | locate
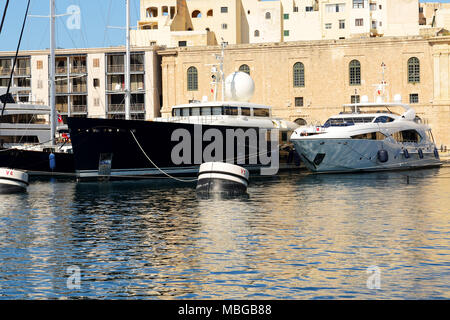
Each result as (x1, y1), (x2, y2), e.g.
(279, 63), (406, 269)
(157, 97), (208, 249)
(98, 153), (113, 180)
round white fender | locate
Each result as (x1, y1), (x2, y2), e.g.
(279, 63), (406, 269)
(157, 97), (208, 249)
(197, 162), (249, 195)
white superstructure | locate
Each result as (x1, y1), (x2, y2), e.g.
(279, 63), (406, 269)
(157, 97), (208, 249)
(154, 100), (298, 131)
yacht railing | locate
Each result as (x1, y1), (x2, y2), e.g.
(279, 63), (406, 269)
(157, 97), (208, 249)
(155, 115), (225, 124)
(154, 115), (272, 125)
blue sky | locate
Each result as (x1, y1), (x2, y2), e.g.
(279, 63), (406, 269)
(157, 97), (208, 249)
(0, 0), (141, 51)
(0, 0), (449, 51)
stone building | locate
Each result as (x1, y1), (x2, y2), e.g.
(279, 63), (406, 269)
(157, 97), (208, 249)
(158, 36), (450, 148)
(132, 0), (421, 48)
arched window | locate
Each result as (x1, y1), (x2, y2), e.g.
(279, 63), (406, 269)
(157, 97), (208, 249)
(349, 60), (361, 85)
(254, 30), (260, 37)
(408, 57), (420, 83)
(192, 10), (201, 18)
(239, 64), (250, 75)
(294, 118), (307, 126)
(207, 9), (213, 17)
(293, 62), (305, 87)
(265, 12), (271, 19)
(187, 66), (198, 91)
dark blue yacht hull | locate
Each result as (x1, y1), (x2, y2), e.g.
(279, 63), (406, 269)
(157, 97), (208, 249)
(67, 117), (289, 181)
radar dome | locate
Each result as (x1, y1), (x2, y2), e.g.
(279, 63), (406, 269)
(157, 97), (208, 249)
(224, 72), (255, 102)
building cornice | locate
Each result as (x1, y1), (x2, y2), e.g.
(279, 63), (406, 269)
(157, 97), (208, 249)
(0, 45), (160, 57)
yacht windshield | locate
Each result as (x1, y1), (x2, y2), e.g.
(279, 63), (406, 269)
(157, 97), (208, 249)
(374, 116), (395, 123)
(323, 117), (374, 127)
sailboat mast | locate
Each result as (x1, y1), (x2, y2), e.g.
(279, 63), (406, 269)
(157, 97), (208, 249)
(49, 0), (56, 146)
(125, 0), (131, 120)
(220, 42), (225, 102)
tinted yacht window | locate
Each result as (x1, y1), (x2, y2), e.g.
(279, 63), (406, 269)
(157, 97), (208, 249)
(191, 107), (201, 116)
(392, 130), (421, 143)
(224, 106), (239, 115)
(212, 107), (222, 115)
(181, 108), (190, 116)
(374, 116), (395, 123)
(201, 107), (212, 115)
(351, 131), (386, 140)
(253, 108), (270, 117)
(241, 107), (251, 116)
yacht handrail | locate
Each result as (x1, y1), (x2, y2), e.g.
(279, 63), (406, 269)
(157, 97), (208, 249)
(342, 102), (411, 110)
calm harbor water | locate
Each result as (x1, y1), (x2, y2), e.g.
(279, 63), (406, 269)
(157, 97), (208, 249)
(0, 166), (449, 299)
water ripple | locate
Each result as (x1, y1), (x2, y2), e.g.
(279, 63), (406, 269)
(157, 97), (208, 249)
(0, 168), (449, 299)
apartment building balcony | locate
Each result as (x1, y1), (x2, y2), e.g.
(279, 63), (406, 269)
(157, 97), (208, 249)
(107, 65), (124, 73)
(131, 83), (144, 92)
(131, 103), (145, 112)
(0, 67), (11, 76)
(56, 105), (69, 113)
(107, 83), (124, 91)
(107, 64), (144, 74)
(108, 104), (125, 113)
(71, 84), (87, 93)
(71, 105), (87, 113)
(108, 104), (145, 113)
(70, 66), (87, 74)
(14, 67), (31, 76)
(56, 84), (68, 93)
(107, 83), (143, 92)
(130, 64), (144, 72)
(55, 66), (67, 74)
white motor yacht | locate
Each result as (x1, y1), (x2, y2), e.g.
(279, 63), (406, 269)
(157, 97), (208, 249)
(291, 83), (442, 173)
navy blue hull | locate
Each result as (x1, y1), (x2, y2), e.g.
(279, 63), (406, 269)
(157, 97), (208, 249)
(67, 117), (277, 180)
(0, 148), (75, 176)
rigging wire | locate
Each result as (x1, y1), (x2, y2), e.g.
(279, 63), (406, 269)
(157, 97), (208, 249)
(102, 0), (114, 47)
(130, 130), (198, 182)
(0, 0), (10, 34)
(1, 0), (31, 117)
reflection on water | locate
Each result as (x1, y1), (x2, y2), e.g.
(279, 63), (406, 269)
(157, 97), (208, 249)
(0, 167), (449, 299)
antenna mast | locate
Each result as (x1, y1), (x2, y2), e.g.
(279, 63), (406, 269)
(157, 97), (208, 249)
(220, 41), (227, 101)
(49, 0), (56, 146)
